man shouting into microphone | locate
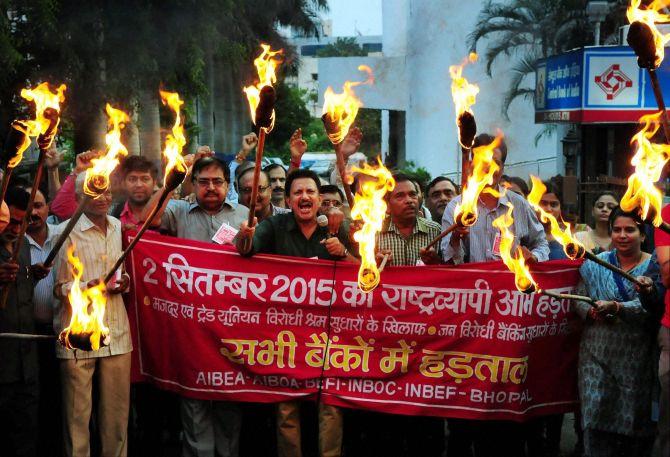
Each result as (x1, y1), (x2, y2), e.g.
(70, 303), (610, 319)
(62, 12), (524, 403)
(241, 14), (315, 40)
(236, 168), (356, 457)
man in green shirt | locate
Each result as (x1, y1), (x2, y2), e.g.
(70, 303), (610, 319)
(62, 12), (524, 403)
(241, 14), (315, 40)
(237, 168), (355, 457)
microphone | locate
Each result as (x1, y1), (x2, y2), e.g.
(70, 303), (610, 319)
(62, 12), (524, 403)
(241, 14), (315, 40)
(317, 214), (328, 227)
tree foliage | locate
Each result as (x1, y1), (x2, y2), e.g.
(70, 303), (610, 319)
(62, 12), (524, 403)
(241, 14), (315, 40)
(316, 37), (367, 57)
(265, 82), (313, 162)
(0, 0), (328, 151)
(468, 0), (592, 118)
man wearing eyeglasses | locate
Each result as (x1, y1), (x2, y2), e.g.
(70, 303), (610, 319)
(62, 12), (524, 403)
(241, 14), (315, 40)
(318, 184), (345, 215)
(236, 164), (290, 223)
(143, 155), (248, 456)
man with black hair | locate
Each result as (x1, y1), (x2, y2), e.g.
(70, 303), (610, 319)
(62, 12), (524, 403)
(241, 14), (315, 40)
(144, 155), (248, 457)
(236, 164), (289, 223)
(21, 185), (63, 455)
(377, 173), (442, 267)
(146, 156), (248, 241)
(236, 168), (355, 457)
(425, 176), (458, 224)
(440, 134), (548, 457)
(114, 155), (160, 229)
(265, 163), (288, 209)
(319, 184), (345, 215)
(441, 133), (548, 266)
(49, 153), (164, 231)
(0, 187), (47, 457)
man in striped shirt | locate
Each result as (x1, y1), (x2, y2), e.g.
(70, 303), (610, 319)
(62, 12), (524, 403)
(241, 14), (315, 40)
(440, 134), (549, 265)
(24, 186), (62, 454)
(440, 133), (548, 457)
(53, 173), (131, 457)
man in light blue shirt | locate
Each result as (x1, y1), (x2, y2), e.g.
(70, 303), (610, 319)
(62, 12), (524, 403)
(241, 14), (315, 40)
(441, 134), (549, 264)
(440, 133), (547, 457)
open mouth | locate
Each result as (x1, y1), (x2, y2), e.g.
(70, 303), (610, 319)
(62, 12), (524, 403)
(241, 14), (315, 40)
(298, 201), (313, 215)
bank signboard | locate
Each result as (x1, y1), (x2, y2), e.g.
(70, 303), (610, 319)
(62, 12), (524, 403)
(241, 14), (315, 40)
(535, 46), (670, 123)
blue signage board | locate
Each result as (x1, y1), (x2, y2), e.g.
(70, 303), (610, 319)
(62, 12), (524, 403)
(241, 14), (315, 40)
(535, 45), (670, 123)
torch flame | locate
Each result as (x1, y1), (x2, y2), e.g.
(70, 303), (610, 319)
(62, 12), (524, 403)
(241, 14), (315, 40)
(83, 104), (129, 197)
(9, 82), (66, 167)
(527, 176), (584, 257)
(159, 90), (187, 183)
(322, 65), (374, 144)
(450, 53), (479, 147)
(620, 111), (670, 225)
(60, 245), (109, 351)
(527, 176), (585, 259)
(350, 158), (395, 292)
(454, 133), (503, 226)
(243, 44), (283, 130)
(492, 203), (538, 293)
(627, 0), (670, 68)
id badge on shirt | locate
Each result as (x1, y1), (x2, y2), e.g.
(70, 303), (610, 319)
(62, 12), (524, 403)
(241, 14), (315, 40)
(212, 222), (239, 245)
(492, 232), (502, 257)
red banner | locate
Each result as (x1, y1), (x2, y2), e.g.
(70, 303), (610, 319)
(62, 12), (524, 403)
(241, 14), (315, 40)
(128, 233), (582, 421)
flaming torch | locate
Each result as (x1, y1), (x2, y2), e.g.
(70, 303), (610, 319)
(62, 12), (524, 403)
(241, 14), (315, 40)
(350, 158), (395, 292)
(1, 121), (32, 203)
(526, 175), (645, 287)
(425, 133), (503, 250)
(627, 0), (670, 141)
(321, 65), (374, 208)
(0, 83), (66, 308)
(493, 202), (596, 306)
(59, 245), (109, 351)
(0, 82), (65, 207)
(620, 112), (670, 234)
(242, 44), (283, 229)
(450, 53), (479, 188)
(102, 90), (187, 284)
(43, 105), (130, 268)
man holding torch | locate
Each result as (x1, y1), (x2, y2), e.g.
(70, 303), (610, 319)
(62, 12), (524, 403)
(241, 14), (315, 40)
(440, 134), (549, 265)
(141, 155), (248, 456)
(52, 173), (131, 457)
(439, 134), (548, 456)
(236, 168), (355, 457)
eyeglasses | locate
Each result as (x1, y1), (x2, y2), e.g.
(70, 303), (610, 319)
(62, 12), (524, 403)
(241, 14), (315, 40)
(240, 185), (270, 194)
(196, 178), (226, 188)
(321, 199), (343, 208)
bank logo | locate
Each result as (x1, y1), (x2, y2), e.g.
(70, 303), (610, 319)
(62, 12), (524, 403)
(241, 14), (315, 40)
(594, 64), (632, 100)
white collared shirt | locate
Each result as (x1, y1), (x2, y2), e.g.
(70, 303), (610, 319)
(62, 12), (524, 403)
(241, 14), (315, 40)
(53, 214), (132, 359)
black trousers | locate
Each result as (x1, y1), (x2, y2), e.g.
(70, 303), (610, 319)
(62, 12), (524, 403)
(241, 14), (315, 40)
(0, 379), (39, 457)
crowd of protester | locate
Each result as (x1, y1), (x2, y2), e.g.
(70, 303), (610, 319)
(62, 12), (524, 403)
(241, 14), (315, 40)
(0, 130), (668, 457)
